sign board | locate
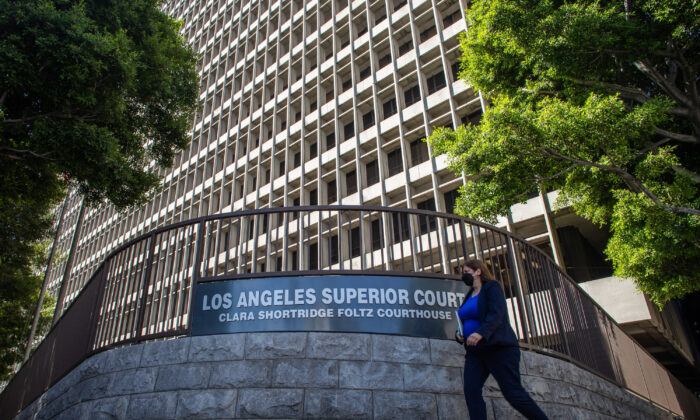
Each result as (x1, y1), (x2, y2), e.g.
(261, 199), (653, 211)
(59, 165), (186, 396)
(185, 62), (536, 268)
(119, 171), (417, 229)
(192, 275), (467, 339)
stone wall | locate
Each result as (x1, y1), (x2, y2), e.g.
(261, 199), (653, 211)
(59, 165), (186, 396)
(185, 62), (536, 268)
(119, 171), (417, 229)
(16, 332), (676, 419)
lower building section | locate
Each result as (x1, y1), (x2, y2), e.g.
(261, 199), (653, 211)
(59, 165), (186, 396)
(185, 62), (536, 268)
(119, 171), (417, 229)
(17, 333), (677, 419)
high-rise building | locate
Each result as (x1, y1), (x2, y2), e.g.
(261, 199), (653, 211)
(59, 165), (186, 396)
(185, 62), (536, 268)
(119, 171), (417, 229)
(41, 0), (698, 390)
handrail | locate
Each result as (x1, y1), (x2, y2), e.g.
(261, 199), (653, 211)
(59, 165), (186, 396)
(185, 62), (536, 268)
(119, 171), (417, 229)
(1, 206), (697, 419)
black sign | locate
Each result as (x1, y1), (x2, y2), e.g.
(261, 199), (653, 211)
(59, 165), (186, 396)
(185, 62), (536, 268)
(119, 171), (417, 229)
(192, 275), (467, 339)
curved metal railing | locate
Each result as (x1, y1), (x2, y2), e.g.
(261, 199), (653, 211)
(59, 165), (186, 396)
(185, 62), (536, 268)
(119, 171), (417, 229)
(1, 206), (697, 418)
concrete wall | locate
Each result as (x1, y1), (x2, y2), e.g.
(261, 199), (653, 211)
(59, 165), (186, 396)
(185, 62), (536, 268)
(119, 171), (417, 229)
(16, 333), (674, 419)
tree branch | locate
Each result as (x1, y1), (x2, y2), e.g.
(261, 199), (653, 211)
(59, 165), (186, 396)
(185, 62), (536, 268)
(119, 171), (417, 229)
(654, 128), (699, 144)
(634, 59), (692, 108)
(570, 78), (650, 104)
(541, 147), (700, 216)
(2, 112), (95, 124)
(672, 166), (700, 183)
(0, 147), (54, 160)
(636, 138), (672, 157)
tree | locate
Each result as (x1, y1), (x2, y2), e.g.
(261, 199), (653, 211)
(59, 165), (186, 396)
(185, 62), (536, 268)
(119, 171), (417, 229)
(0, 0), (198, 379)
(427, 0), (699, 305)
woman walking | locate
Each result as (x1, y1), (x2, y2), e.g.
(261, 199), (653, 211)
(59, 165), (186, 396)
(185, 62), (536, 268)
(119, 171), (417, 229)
(456, 259), (548, 420)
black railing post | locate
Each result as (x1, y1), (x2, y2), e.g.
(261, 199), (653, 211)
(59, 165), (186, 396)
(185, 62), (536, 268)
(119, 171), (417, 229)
(544, 261), (571, 357)
(187, 221), (206, 333)
(505, 234), (532, 344)
(135, 233), (157, 339)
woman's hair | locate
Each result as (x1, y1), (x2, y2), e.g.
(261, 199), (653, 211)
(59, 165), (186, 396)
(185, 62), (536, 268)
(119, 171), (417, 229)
(463, 259), (495, 283)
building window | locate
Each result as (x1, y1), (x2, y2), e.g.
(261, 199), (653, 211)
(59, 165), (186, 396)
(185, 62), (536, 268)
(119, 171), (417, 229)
(330, 234), (339, 264)
(427, 71), (446, 94)
(291, 250), (298, 270)
(310, 101), (317, 111)
(362, 110), (375, 130)
(309, 242), (318, 270)
(444, 188), (460, 224)
(359, 66), (371, 80)
(383, 98), (397, 118)
(387, 149), (403, 176)
(342, 78), (352, 91)
(392, 212), (410, 243)
(451, 62), (460, 81)
(410, 139), (429, 166)
(404, 84), (421, 106)
(346, 170), (357, 195)
(350, 226), (361, 257)
(328, 179), (337, 203)
(371, 219), (382, 251)
(326, 133), (336, 150)
(309, 188), (318, 205)
(366, 159), (379, 186)
(295, 111), (301, 121)
(443, 10), (461, 27)
(417, 198), (437, 233)
(279, 160), (285, 175)
(357, 26), (368, 37)
(419, 26), (437, 43)
(394, 0), (407, 11)
(294, 151), (301, 168)
(398, 40), (412, 56)
(344, 122), (354, 139)
(310, 142), (317, 158)
(378, 53), (392, 68)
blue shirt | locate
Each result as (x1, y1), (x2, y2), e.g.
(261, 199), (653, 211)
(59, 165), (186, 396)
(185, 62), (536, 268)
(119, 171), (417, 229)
(458, 293), (480, 337)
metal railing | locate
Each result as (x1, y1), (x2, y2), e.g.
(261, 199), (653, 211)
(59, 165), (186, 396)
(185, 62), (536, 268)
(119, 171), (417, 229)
(1, 206), (698, 418)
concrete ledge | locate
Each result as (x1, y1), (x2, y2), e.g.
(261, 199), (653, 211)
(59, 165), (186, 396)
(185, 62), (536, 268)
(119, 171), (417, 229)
(17, 333), (676, 419)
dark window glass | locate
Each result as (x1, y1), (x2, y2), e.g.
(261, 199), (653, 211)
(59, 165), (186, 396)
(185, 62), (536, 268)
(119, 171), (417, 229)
(359, 66), (371, 80)
(279, 160), (285, 175)
(346, 170), (357, 195)
(328, 180), (337, 203)
(362, 111), (375, 129)
(366, 159), (379, 186)
(378, 53), (392, 68)
(392, 212), (410, 243)
(394, 0), (407, 11)
(294, 151), (301, 168)
(417, 198), (437, 233)
(398, 40), (412, 56)
(371, 219), (382, 251)
(249, 219), (255, 239)
(276, 256), (283, 271)
(410, 140), (429, 166)
(383, 98), (397, 118)
(404, 84), (420, 106)
(344, 122), (354, 139)
(309, 242), (318, 269)
(265, 169), (270, 184)
(341, 38), (350, 48)
(326, 133), (336, 150)
(295, 111), (301, 121)
(358, 26), (368, 36)
(342, 79), (352, 91)
(310, 101), (317, 111)
(444, 188), (460, 224)
(427, 71), (446, 94)
(350, 226), (361, 257)
(291, 250), (298, 270)
(462, 110), (483, 126)
(310, 188), (318, 205)
(330, 235), (339, 264)
(420, 26), (437, 42)
(375, 14), (387, 24)
(280, 120), (286, 130)
(387, 149), (403, 176)
(310, 142), (317, 158)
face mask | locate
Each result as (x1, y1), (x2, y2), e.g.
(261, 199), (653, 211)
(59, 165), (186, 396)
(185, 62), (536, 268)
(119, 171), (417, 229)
(462, 272), (474, 287)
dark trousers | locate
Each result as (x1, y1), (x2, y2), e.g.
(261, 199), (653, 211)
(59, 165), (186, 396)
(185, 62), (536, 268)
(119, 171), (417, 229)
(463, 346), (548, 420)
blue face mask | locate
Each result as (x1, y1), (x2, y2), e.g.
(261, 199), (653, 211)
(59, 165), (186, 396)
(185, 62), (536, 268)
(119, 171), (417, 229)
(462, 272), (474, 287)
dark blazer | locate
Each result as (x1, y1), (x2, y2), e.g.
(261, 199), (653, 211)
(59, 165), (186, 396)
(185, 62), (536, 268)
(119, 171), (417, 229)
(467, 281), (519, 348)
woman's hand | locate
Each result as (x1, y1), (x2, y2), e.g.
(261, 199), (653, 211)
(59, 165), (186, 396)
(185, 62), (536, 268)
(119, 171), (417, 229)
(466, 332), (483, 346)
(455, 331), (465, 343)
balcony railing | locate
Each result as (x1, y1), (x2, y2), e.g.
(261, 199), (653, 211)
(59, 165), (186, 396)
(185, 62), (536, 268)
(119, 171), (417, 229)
(1, 206), (697, 418)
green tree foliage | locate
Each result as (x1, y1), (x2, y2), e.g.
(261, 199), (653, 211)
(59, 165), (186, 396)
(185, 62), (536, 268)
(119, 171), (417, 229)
(0, 0), (198, 378)
(428, 0), (699, 305)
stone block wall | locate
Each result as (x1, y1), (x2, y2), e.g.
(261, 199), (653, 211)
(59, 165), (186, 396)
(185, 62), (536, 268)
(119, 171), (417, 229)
(16, 333), (676, 419)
